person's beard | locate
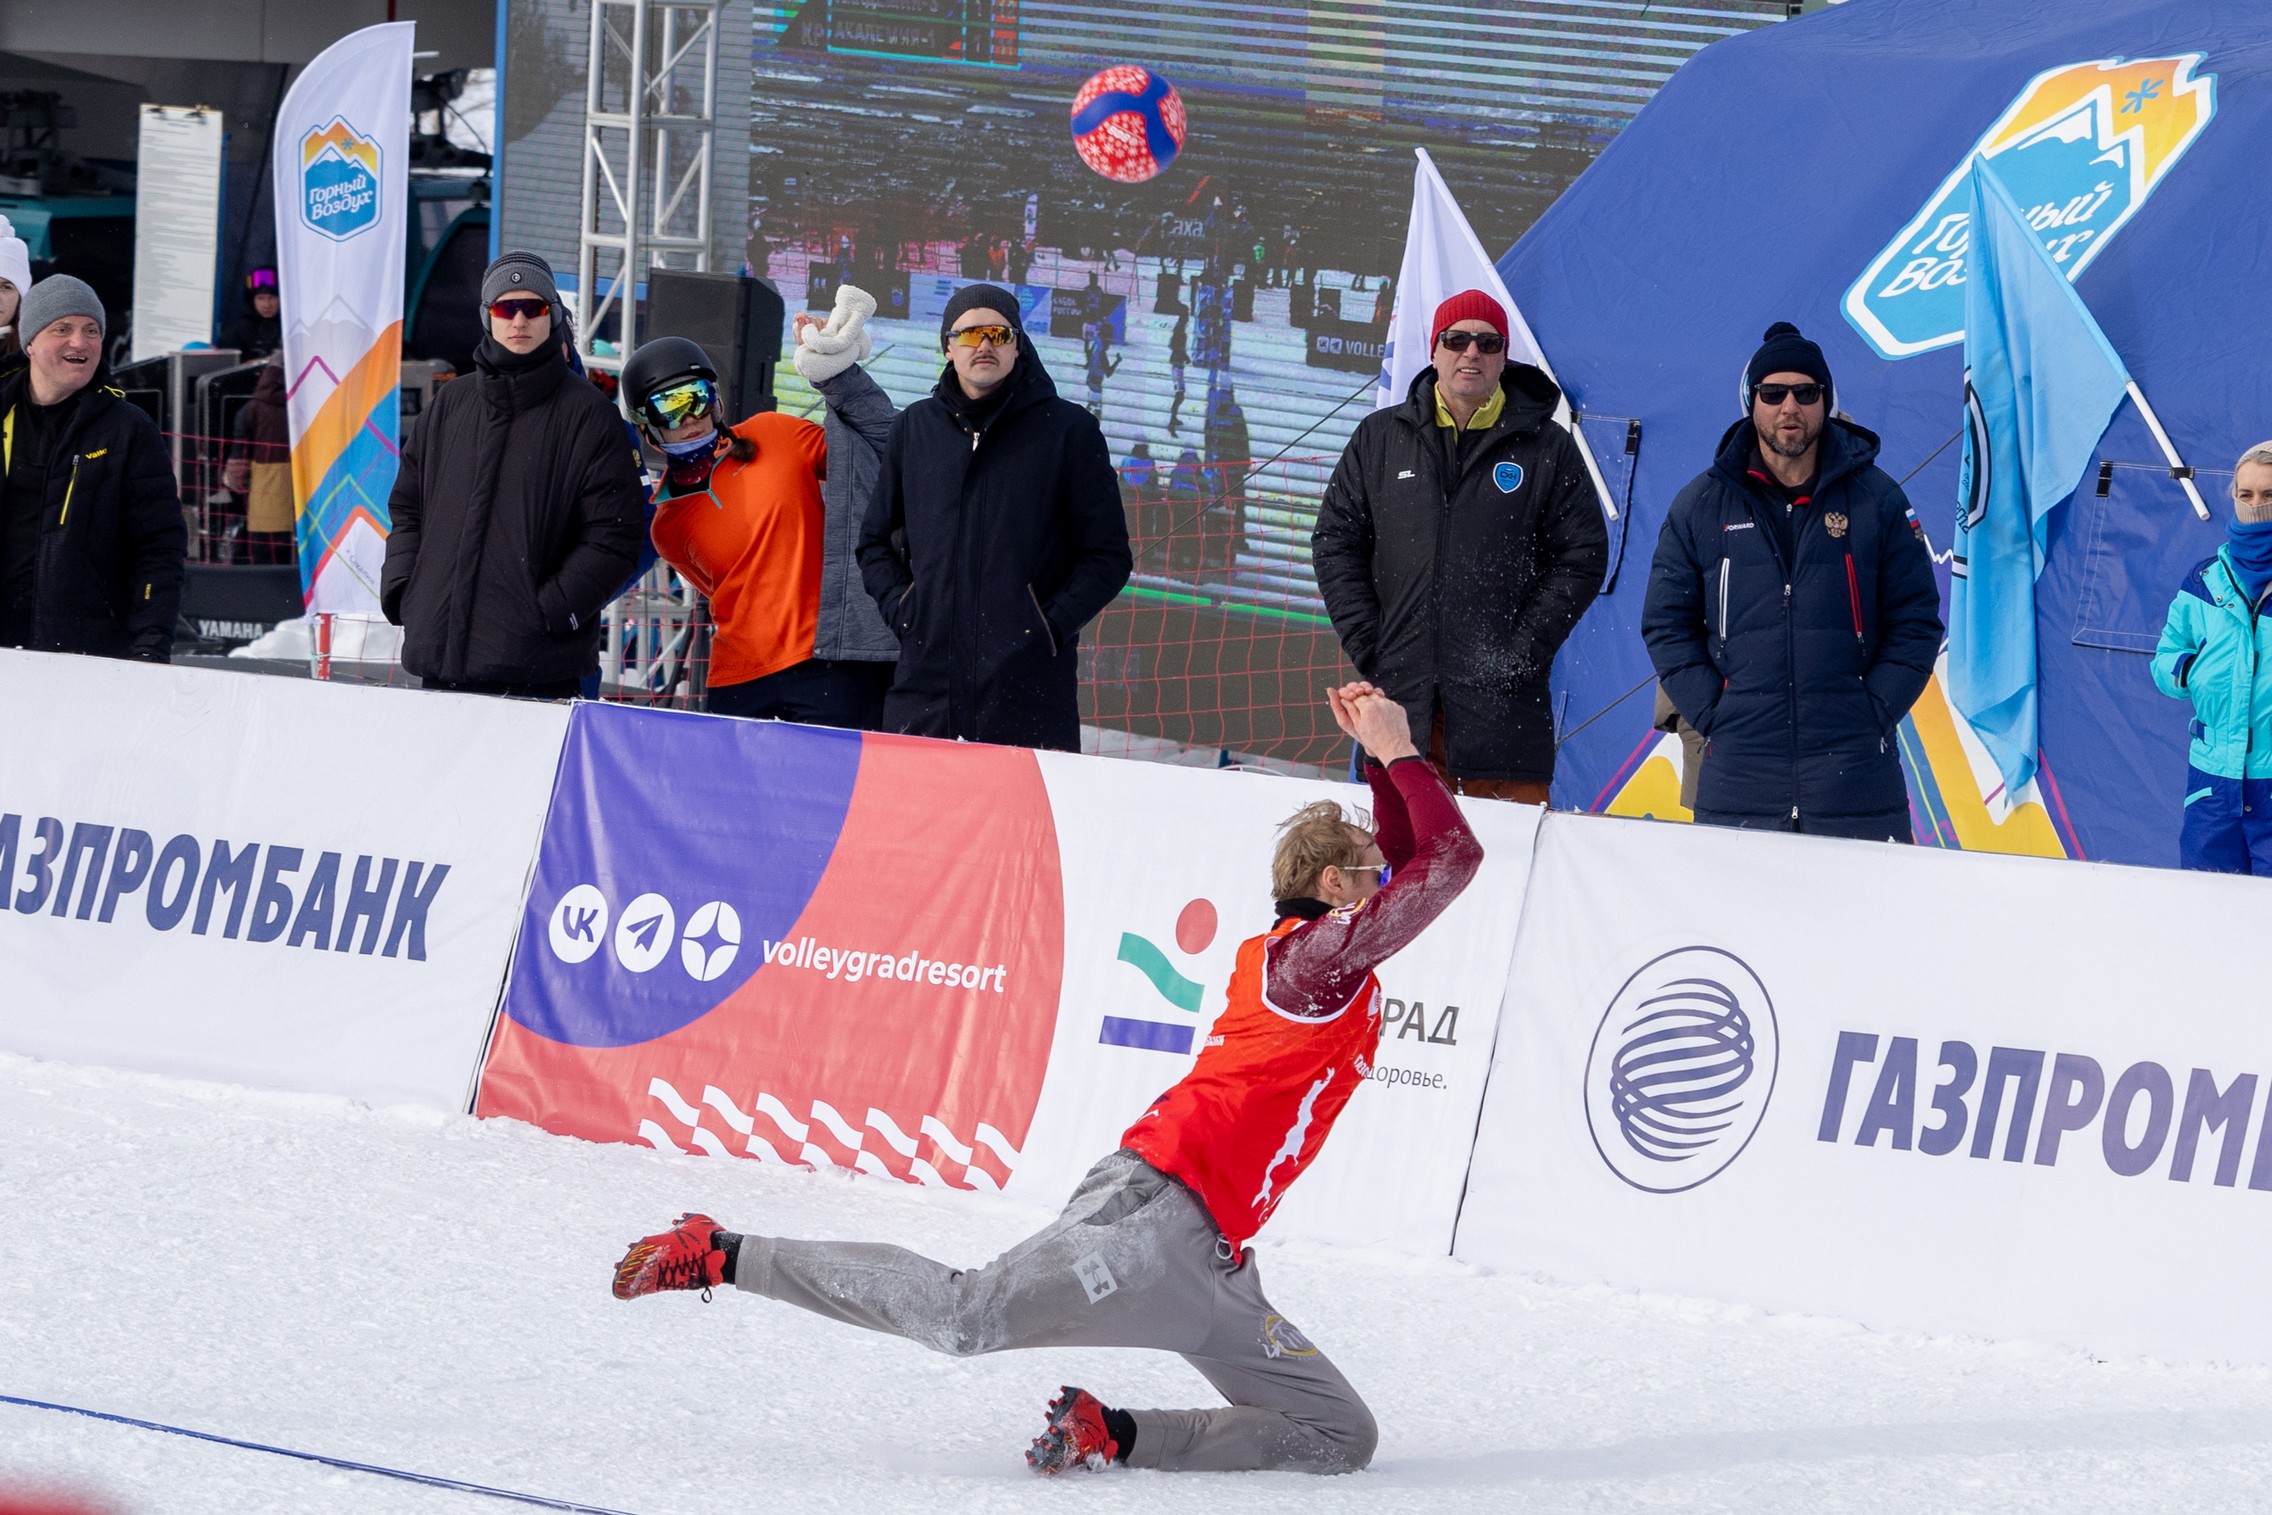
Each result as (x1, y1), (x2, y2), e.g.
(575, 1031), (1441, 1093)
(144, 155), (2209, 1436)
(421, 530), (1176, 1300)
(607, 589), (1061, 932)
(1761, 413), (1821, 461)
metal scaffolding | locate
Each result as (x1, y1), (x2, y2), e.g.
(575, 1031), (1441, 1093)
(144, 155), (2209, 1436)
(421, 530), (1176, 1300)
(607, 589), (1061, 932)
(577, 0), (720, 705)
(574, 0), (720, 372)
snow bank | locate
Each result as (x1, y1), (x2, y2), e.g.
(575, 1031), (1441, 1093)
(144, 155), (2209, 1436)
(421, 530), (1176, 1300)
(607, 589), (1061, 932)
(3, 1053), (2269, 1514)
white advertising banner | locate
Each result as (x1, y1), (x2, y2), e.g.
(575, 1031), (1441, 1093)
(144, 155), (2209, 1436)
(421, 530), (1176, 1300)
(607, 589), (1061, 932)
(131, 105), (224, 362)
(273, 21), (412, 615)
(0, 651), (566, 1110)
(1018, 753), (1541, 1254)
(1455, 812), (2272, 1364)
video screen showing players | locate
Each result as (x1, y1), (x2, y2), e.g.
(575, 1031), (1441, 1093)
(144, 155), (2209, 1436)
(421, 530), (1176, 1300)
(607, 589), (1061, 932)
(749, 1), (1631, 620)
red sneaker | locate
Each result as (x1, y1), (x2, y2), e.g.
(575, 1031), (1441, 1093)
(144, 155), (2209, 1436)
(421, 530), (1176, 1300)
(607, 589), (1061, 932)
(611, 1212), (726, 1300)
(1025, 1386), (1120, 1475)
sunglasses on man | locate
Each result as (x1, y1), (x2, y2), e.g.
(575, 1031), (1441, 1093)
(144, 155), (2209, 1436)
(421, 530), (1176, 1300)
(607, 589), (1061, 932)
(946, 323), (1016, 351)
(639, 377), (718, 429)
(1752, 382), (1826, 407)
(1436, 330), (1505, 355)
(488, 296), (550, 323)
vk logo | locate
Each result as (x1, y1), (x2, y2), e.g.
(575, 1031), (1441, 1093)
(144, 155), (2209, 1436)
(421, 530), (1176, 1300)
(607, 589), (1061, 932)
(1584, 946), (1779, 1193)
(548, 884), (610, 965)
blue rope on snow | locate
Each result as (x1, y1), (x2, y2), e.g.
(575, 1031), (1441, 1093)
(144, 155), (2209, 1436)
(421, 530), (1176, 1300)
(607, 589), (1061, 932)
(0, 1392), (646, 1515)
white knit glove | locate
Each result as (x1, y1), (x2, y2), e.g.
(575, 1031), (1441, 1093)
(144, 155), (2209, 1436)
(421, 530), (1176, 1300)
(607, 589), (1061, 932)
(791, 283), (876, 384)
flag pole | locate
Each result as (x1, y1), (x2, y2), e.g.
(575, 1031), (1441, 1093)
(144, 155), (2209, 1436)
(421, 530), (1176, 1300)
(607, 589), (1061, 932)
(2124, 380), (2212, 520)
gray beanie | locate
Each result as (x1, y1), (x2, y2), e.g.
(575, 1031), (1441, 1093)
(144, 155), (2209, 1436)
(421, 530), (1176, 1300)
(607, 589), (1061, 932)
(480, 251), (560, 317)
(21, 274), (105, 343)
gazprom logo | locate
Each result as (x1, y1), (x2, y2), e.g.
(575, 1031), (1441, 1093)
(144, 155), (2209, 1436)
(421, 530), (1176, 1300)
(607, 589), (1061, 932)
(300, 116), (383, 241)
(1843, 54), (2216, 360)
(1584, 946), (1779, 1193)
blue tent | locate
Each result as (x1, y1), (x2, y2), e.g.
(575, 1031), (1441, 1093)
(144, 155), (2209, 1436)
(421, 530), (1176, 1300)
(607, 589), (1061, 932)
(1502, 0), (2272, 867)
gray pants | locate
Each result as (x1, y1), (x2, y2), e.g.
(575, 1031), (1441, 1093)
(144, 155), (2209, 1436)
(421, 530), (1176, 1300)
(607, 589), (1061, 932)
(735, 1150), (1377, 1473)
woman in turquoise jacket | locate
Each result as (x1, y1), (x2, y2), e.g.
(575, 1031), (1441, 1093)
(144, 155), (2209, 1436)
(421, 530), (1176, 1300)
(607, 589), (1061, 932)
(2153, 444), (2272, 872)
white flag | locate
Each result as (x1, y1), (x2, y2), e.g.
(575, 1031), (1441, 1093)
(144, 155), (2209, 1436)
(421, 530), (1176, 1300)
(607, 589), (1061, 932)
(1378, 148), (1616, 520)
(274, 21), (413, 614)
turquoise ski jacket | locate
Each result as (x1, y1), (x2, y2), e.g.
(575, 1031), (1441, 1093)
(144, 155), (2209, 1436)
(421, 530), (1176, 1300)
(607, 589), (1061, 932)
(2153, 547), (2272, 781)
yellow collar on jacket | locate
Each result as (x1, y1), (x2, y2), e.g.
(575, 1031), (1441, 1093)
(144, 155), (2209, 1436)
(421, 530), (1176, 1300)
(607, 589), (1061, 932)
(1434, 382), (1505, 434)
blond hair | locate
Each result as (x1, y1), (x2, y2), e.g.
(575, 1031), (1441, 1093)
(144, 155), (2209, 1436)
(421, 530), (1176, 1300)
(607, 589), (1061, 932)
(1271, 799), (1375, 901)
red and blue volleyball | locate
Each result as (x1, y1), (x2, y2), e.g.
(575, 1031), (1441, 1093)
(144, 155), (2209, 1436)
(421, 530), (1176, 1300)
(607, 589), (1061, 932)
(1069, 66), (1186, 184)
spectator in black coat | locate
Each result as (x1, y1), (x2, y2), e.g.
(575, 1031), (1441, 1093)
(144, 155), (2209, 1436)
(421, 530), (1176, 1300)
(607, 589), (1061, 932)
(857, 283), (1131, 751)
(0, 275), (184, 661)
(381, 252), (645, 698)
(1642, 322), (1943, 840)
(1312, 290), (1607, 803)
(218, 267), (282, 362)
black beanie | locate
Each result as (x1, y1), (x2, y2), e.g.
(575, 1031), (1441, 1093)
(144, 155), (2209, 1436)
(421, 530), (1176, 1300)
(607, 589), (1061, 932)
(940, 283), (1022, 350)
(1743, 321), (1832, 407)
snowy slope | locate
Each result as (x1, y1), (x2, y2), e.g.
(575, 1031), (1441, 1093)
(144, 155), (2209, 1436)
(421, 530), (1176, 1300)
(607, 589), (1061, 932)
(4, 1051), (2271, 1514)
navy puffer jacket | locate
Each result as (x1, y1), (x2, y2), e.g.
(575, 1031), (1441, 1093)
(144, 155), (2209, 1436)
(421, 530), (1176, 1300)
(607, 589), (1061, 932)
(1642, 416), (1942, 831)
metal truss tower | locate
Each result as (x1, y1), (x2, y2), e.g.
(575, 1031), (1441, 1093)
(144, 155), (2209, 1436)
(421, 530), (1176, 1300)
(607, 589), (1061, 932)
(574, 0), (720, 372)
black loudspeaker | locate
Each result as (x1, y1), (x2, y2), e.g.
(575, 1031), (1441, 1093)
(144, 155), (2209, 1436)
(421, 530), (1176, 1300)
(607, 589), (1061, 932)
(644, 270), (786, 419)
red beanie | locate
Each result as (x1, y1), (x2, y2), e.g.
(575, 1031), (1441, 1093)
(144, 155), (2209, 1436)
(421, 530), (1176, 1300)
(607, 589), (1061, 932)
(1432, 289), (1508, 342)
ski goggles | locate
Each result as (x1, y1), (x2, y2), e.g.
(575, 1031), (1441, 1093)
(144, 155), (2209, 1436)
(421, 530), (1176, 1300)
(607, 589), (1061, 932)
(246, 268), (278, 291)
(947, 323), (1016, 350)
(487, 296), (551, 322)
(640, 377), (718, 429)
(1436, 329), (1505, 354)
(1752, 382), (1826, 407)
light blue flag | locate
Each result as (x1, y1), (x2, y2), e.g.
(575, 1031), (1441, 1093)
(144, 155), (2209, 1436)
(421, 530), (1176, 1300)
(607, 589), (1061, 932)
(1949, 156), (2132, 803)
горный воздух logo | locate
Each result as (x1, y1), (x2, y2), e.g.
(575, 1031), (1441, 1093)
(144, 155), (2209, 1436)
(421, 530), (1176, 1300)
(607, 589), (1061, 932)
(300, 116), (383, 241)
(1842, 54), (2216, 360)
(1584, 946), (1778, 1193)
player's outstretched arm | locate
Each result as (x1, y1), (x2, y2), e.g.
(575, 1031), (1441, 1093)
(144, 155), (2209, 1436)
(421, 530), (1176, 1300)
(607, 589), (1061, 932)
(1268, 688), (1483, 1015)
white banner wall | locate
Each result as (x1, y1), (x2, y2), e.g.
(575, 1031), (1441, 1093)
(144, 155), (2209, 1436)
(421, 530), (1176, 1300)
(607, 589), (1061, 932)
(1455, 811), (2272, 1364)
(1020, 753), (1540, 1254)
(0, 652), (566, 1109)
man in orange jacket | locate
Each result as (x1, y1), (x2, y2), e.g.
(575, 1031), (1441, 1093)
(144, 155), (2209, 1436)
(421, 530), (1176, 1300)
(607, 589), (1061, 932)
(624, 316), (892, 728)
(611, 685), (1482, 1475)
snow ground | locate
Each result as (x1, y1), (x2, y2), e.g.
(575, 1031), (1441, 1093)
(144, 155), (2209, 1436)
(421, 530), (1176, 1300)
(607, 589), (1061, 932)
(5, 1051), (2272, 1515)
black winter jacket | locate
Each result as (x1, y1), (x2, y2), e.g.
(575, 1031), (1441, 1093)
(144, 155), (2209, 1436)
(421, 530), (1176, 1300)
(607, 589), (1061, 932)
(1311, 364), (1608, 781)
(858, 347), (1132, 751)
(1642, 416), (1943, 831)
(381, 342), (646, 685)
(0, 372), (185, 660)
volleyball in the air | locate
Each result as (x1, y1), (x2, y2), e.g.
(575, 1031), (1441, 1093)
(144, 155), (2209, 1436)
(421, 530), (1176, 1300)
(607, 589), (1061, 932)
(1069, 66), (1186, 183)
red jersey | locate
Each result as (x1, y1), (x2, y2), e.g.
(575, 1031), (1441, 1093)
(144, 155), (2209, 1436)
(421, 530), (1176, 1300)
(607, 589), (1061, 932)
(1122, 758), (1482, 1252)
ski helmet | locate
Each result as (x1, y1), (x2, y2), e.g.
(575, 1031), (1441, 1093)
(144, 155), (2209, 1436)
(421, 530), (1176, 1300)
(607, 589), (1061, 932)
(622, 336), (722, 429)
